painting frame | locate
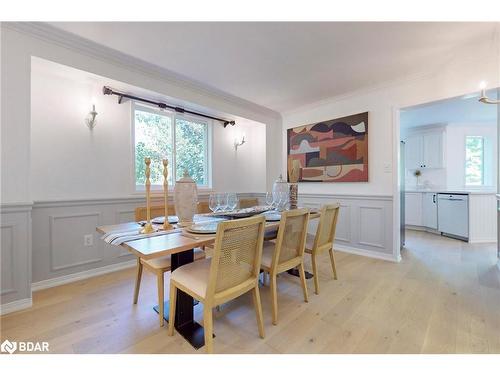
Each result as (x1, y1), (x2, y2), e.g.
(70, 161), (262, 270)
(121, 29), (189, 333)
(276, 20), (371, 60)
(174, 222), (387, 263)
(287, 112), (369, 183)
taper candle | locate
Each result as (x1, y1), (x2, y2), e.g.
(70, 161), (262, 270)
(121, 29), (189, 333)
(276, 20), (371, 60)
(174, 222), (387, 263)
(141, 157), (154, 234)
(162, 159), (173, 230)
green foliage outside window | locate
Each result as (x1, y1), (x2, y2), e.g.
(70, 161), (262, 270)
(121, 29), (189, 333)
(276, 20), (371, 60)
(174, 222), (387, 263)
(465, 136), (484, 186)
(134, 107), (208, 187)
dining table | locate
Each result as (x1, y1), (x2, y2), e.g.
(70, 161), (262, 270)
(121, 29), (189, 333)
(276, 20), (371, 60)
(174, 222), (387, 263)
(96, 209), (320, 350)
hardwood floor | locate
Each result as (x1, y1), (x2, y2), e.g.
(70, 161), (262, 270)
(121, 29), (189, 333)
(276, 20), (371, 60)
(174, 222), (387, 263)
(1, 230), (499, 354)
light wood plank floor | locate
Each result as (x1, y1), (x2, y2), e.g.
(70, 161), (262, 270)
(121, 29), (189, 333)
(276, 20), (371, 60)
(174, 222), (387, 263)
(1, 230), (499, 354)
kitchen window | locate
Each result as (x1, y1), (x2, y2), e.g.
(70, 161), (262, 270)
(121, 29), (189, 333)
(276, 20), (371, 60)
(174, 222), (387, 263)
(465, 135), (485, 186)
(133, 103), (211, 190)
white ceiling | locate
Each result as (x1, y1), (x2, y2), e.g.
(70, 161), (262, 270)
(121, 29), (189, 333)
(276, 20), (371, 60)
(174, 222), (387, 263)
(49, 22), (498, 112)
(400, 89), (498, 129)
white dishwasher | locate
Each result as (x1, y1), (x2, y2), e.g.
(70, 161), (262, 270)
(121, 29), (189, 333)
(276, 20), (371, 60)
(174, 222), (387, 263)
(437, 193), (469, 241)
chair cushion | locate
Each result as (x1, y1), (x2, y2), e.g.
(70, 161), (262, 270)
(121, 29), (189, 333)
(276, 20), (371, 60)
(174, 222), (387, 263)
(142, 248), (205, 271)
(261, 242), (275, 269)
(142, 256), (171, 270)
(171, 257), (211, 299)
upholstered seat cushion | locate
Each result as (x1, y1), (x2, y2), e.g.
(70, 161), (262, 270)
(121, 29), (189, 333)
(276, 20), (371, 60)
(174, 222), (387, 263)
(261, 242), (275, 269)
(170, 257), (211, 299)
(142, 248), (205, 270)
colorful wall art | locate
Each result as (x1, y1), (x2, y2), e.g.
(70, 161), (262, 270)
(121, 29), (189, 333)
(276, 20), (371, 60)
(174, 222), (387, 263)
(287, 112), (368, 182)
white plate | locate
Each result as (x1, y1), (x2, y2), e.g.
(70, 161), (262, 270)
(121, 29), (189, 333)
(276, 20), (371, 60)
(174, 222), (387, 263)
(152, 216), (179, 224)
(264, 213), (281, 222)
(186, 222), (219, 234)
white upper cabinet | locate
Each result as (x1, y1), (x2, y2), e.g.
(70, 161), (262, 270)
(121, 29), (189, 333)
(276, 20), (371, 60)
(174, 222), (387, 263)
(405, 130), (444, 169)
(422, 132), (443, 168)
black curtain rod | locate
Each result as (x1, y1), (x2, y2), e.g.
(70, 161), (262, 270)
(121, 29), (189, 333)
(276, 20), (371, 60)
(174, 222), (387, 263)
(102, 86), (236, 127)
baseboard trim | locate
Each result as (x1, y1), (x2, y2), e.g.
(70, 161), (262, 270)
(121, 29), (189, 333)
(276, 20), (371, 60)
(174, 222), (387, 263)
(335, 244), (399, 263)
(468, 238), (497, 244)
(31, 260), (137, 292)
(0, 298), (33, 316)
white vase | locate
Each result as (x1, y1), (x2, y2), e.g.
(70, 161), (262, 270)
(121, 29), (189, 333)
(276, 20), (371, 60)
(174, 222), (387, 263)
(174, 170), (198, 226)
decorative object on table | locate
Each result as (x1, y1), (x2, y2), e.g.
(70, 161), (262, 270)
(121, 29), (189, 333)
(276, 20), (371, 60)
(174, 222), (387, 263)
(414, 169), (422, 187)
(272, 174), (289, 202)
(288, 159), (300, 209)
(174, 170), (198, 227)
(141, 157), (155, 234)
(162, 159), (173, 231)
(85, 98), (98, 130)
(287, 111), (368, 182)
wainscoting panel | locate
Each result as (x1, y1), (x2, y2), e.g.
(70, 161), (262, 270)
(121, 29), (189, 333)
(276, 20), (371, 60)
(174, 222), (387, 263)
(0, 203), (32, 310)
(1, 223), (16, 295)
(49, 212), (103, 271)
(298, 194), (395, 260)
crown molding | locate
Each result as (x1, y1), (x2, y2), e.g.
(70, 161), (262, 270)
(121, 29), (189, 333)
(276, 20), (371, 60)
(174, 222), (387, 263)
(2, 22), (281, 122)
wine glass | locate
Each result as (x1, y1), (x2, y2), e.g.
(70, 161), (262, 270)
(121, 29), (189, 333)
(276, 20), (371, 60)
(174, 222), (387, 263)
(216, 192), (227, 212)
(227, 193), (238, 211)
(265, 192), (274, 209)
(209, 193), (217, 213)
(277, 191), (289, 211)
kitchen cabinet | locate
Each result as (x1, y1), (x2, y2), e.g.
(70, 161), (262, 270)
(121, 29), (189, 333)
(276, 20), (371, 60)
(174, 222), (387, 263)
(405, 192), (422, 226)
(405, 130), (444, 169)
(422, 192), (438, 229)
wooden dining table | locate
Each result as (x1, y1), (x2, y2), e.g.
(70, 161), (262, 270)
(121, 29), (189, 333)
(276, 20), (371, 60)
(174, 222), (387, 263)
(96, 210), (320, 349)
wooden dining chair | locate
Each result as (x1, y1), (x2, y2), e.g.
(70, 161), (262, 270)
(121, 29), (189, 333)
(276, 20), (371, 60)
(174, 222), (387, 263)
(260, 208), (310, 325)
(305, 203), (340, 295)
(168, 215), (266, 353)
(133, 206), (204, 327)
(239, 197), (259, 208)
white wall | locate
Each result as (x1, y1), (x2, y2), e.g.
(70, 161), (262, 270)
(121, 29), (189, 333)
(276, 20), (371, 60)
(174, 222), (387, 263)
(30, 58), (266, 201)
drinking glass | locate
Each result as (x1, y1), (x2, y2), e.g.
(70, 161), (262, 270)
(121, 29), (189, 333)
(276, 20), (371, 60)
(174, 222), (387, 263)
(227, 193), (238, 211)
(209, 193), (217, 213)
(265, 192), (274, 208)
(216, 192), (228, 212)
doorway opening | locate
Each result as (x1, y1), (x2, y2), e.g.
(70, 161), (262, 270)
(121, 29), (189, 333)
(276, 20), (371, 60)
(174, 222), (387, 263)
(398, 89), (498, 258)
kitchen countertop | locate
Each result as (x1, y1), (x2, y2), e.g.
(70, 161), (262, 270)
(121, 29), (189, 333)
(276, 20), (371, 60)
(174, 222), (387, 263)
(405, 188), (497, 195)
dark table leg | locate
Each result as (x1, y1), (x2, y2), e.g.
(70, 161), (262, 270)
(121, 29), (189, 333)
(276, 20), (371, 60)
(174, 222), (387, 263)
(287, 268), (314, 279)
(152, 248), (212, 350)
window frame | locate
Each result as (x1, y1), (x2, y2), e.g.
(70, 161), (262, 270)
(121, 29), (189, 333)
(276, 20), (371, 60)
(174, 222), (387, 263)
(131, 101), (212, 193)
(464, 135), (485, 187)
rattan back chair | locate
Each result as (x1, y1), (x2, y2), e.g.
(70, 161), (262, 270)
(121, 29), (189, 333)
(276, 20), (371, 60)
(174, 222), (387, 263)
(168, 215), (266, 353)
(239, 197), (259, 209)
(305, 203), (340, 294)
(132, 204), (204, 328)
(260, 208), (310, 325)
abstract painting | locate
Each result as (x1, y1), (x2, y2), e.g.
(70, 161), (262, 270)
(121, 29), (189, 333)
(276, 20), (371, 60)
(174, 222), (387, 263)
(287, 112), (368, 182)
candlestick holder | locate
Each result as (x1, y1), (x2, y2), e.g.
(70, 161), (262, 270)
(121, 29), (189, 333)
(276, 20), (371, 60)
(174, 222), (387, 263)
(162, 159), (173, 231)
(141, 157), (155, 234)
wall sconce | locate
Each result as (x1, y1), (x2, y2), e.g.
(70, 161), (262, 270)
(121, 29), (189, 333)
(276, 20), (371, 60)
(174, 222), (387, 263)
(478, 81), (500, 105)
(234, 134), (246, 150)
(85, 98), (98, 129)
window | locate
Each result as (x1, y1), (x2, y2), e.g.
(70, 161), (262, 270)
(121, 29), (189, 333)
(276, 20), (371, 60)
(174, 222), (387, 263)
(134, 104), (210, 190)
(465, 136), (484, 186)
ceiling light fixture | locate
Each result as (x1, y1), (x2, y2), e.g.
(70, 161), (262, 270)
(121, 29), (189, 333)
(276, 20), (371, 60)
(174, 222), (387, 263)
(478, 82), (500, 105)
